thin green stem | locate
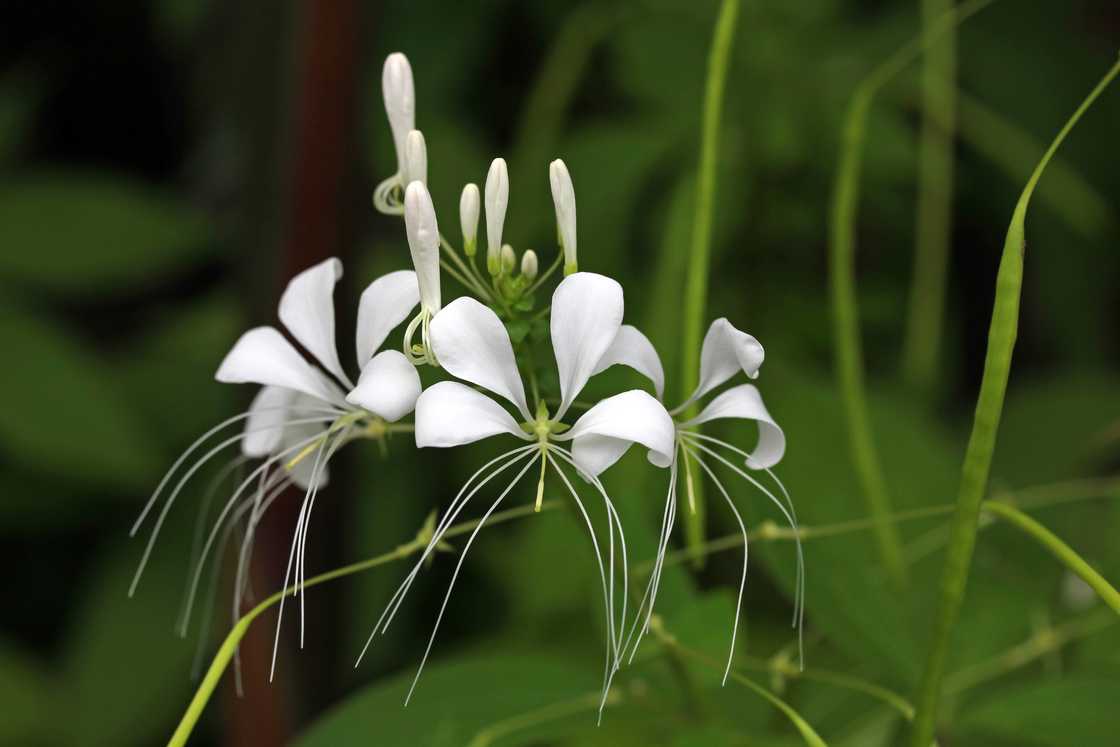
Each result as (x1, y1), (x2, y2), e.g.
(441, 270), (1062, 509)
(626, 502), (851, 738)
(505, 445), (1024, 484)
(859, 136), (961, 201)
(678, 0), (739, 569)
(467, 690), (608, 747)
(829, 0), (997, 591)
(909, 57), (1120, 747)
(901, 0), (958, 396)
(167, 500), (561, 747)
(983, 501), (1120, 615)
(742, 655), (915, 721)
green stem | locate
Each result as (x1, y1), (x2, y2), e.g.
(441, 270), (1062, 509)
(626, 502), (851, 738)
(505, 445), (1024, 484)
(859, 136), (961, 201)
(829, 0), (997, 591)
(909, 57), (1120, 747)
(166, 500), (560, 747)
(901, 0), (958, 396)
(678, 0), (739, 569)
(983, 501), (1120, 615)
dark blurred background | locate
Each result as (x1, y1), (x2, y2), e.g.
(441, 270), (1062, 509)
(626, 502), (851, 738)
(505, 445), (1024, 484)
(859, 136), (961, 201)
(2, 1), (1119, 745)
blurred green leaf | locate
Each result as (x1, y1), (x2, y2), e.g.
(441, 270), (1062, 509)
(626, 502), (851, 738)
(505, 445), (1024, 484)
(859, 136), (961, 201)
(0, 638), (53, 744)
(0, 311), (160, 490)
(297, 651), (596, 747)
(957, 677), (1120, 746)
(60, 536), (195, 747)
(0, 173), (211, 293)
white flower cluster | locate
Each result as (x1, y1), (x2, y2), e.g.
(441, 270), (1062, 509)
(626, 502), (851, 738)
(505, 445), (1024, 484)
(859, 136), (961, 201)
(130, 51), (801, 710)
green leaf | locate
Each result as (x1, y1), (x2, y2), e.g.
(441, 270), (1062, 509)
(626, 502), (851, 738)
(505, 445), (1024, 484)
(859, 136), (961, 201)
(0, 311), (160, 490)
(297, 651), (596, 747)
(0, 173), (212, 293)
(0, 639), (53, 744)
(957, 677), (1120, 746)
(60, 536), (197, 747)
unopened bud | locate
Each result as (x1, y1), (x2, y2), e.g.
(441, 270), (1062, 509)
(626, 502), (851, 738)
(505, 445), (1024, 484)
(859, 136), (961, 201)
(549, 159), (577, 275)
(459, 183), (480, 257)
(500, 244), (516, 274)
(404, 182), (441, 313)
(485, 158), (509, 276)
(402, 130), (427, 187)
(381, 53), (415, 176)
(520, 249), (538, 280)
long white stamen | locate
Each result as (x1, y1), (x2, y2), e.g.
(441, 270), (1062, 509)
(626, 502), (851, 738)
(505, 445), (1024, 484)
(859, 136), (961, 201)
(680, 434), (804, 669)
(129, 415), (337, 597)
(622, 456), (678, 662)
(682, 443), (748, 686)
(355, 445), (538, 666)
(403, 453), (540, 705)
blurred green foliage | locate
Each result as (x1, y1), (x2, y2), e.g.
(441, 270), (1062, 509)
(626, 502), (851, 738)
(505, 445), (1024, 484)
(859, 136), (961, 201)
(2, 0), (1119, 745)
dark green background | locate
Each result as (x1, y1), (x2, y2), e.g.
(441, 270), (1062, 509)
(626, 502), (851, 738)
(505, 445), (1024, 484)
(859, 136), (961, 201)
(2, 1), (1118, 745)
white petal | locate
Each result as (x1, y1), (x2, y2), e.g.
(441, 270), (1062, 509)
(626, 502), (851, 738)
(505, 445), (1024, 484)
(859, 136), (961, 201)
(216, 326), (344, 406)
(592, 324), (665, 400)
(688, 318), (765, 404)
(345, 350), (421, 422)
(404, 181), (441, 313)
(243, 385), (295, 457)
(550, 272), (624, 417)
(563, 390), (675, 477)
(549, 159), (577, 273)
(415, 381), (528, 448)
(280, 413), (331, 489)
(354, 270), (419, 368)
(278, 257), (351, 386)
(682, 384), (785, 469)
(429, 297), (530, 418)
(382, 52), (415, 174)
(484, 158), (509, 269)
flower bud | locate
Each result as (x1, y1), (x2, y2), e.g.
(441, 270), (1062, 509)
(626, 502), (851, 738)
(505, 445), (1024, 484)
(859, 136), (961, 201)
(549, 159), (577, 275)
(404, 181), (441, 313)
(381, 53), (415, 176)
(520, 249), (538, 280)
(459, 183), (480, 257)
(402, 129), (427, 187)
(500, 244), (516, 274)
(485, 158), (509, 276)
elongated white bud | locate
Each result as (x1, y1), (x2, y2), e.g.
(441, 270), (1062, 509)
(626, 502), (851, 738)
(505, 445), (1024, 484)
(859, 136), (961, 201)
(549, 159), (577, 275)
(402, 130), (427, 187)
(382, 53), (415, 176)
(500, 244), (516, 274)
(485, 158), (509, 276)
(459, 183), (480, 257)
(521, 249), (538, 280)
(404, 181), (441, 313)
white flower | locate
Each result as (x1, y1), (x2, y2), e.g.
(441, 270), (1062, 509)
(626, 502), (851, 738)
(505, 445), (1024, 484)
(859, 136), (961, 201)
(593, 317), (799, 682)
(374, 52), (416, 214)
(549, 158), (577, 275)
(358, 272), (675, 710)
(130, 257), (424, 678)
(484, 157), (509, 276)
(402, 129), (428, 188)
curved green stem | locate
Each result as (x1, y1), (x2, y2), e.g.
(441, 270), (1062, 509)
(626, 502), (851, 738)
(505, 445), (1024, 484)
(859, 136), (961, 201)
(679, 0), (740, 569)
(983, 501), (1120, 615)
(829, 0), (996, 591)
(901, 0), (958, 396)
(167, 500), (560, 747)
(909, 57), (1120, 747)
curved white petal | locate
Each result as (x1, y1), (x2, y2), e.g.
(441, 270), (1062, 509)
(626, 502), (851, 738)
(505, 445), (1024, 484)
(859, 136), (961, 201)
(355, 270), (419, 368)
(551, 272), (624, 417)
(278, 257), (351, 387)
(243, 385), (295, 457)
(686, 318), (765, 405)
(429, 297), (530, 419)
(563, 390), (675, 477)
(215, 326), (344, 406)
(592, 324), (665, 400)
(346, 350), (421, 422)
(415, 381), (529, 448)
(681, 384), (785, 469)
(404, 181), (441, 313)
